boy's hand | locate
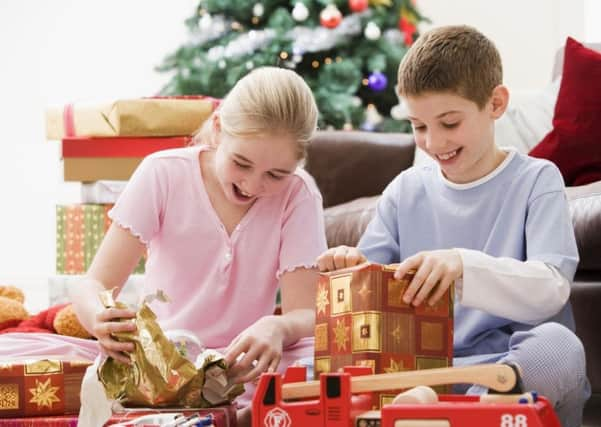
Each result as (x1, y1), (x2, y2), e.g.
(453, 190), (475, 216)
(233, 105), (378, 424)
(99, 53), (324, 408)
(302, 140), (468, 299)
(394, 249), (462, 306)
(317, 245), (367, 272)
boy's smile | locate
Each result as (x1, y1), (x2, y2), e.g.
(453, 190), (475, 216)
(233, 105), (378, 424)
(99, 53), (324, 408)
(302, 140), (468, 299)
(405, 88), (508, 184)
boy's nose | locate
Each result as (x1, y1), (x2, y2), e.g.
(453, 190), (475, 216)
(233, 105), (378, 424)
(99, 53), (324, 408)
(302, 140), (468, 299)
(424, 131), (444, 151)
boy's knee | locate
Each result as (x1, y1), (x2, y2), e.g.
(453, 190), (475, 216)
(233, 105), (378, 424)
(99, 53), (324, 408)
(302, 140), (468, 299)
(533, 322), (585, 367)
(517, 322), (587, 400)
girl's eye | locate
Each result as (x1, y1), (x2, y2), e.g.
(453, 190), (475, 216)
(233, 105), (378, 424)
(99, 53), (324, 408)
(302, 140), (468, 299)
(443, 122), (459, 129)
(234, 160), (251, 169)
(413, 125), (426, 132)
(267, 171), (284, 180)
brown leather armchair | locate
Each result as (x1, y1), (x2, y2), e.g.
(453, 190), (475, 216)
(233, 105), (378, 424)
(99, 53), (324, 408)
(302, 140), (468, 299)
(306, 130), (601, 426)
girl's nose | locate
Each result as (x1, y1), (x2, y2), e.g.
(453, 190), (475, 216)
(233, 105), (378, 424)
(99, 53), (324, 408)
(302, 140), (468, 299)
(242, 175), (264, 195)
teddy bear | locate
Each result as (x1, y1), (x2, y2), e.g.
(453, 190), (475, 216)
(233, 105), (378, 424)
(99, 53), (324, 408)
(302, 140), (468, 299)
(0, 285), (91, 339)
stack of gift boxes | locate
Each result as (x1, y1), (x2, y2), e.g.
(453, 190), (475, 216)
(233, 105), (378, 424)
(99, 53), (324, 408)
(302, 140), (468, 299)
(0, 98), (220, 422)
(47, 97), (218, 280)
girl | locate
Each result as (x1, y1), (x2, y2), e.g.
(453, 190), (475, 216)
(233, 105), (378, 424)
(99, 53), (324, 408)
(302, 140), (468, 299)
(69, 67), (327, 422)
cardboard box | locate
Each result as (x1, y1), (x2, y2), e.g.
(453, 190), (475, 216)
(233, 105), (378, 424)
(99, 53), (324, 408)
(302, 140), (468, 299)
(56, 204), (145, 274)
(0, 359), (91, 419)
(314, 263), (454, 408)
(62, 157), (142, 182)
(46, 97), (218, 140)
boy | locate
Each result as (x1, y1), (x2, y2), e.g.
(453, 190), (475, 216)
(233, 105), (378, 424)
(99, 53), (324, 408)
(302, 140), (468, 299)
(317, 26), (589, 426)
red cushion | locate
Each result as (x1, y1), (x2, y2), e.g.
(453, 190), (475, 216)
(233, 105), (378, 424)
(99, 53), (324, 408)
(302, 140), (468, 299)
(529, 38), (601, 186)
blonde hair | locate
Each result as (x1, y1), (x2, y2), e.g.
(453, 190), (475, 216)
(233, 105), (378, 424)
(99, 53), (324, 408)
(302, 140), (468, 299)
(194, 67), (318, 159)
(397, 25), (502, 109)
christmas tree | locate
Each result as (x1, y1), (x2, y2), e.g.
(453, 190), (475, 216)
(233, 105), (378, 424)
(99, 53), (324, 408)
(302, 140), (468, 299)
(157, 0), (427, 132)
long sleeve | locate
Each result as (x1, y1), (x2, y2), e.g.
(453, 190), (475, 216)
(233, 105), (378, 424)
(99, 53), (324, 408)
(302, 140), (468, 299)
(456, 248), (571, 325)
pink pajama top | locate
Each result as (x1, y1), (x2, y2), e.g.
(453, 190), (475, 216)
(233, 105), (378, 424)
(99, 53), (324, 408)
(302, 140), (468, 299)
(109, 145), (327, 349)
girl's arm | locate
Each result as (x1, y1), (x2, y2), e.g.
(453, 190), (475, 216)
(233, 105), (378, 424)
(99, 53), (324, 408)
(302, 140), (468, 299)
(277, 266), (319, 345)
(224, 267), (319, 383)
(69, 223), (145, 362)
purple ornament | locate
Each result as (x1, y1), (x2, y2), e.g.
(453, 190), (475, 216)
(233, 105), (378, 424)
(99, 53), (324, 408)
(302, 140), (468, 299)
(367, 71), (388, 91)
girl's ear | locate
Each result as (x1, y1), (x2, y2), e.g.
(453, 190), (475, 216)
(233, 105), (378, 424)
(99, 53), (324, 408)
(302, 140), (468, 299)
(212, 112), (221, 135)
(489, 85), (509, 119)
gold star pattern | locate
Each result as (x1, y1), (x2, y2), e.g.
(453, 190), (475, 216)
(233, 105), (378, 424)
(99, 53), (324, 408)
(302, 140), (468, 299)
(384, 358), (405, 374)
(29, 378), (60, 409)
(357, 282), (372, 299)
(391, 325), (402, 343)
(316, 284), (330, 315)
(333, 319), (350, 351)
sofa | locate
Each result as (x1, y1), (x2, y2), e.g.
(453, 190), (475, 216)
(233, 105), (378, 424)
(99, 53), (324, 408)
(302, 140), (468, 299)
(305, 130), (601, 426)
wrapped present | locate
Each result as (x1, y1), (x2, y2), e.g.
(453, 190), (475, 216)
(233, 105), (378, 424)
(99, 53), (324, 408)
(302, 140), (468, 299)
(0, 359), (92, 419)
(61, 136), (190, 158)
(46, 97), (218, 140)
(61, 136), (190, 182)
(314, 263), (454, 408)
(56, 204), (145, 274)
(80, 181), (127, 204)
(0, 405), (237, 426)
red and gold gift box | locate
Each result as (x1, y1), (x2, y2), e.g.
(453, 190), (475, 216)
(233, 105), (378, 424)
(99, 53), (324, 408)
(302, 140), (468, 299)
(0, 404), (237, 426)
(46, 96), (219, 140)
(61, 136), (190, 182)
(56, 204), (145, 274)
(0, 359), (92, 419)
(314, 263), (454, 409)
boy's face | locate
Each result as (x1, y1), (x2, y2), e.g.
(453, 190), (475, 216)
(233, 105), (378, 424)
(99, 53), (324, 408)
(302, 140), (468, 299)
(405, 88), (507, 184)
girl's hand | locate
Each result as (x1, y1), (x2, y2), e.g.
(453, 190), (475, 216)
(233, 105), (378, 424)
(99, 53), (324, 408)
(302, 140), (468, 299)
(317, 245), (367, 272)
(394, 249), (462, 307)
(92, 307), (137, 364)
(224, 316), (284, 384)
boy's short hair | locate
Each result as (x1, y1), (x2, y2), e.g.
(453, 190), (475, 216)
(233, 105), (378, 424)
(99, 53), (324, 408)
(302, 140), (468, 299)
(397, 25), (502, 109)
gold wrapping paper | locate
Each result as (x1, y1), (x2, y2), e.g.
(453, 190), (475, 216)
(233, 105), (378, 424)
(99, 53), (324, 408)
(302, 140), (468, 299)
(46, 98), (216, 140)
(97, 290), (242, 408)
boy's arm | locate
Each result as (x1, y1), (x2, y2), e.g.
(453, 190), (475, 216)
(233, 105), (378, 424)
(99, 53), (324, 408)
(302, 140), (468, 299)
(460, 169), (578, 324)
(357, 186), (401, 264)
(457, 249), (570, 324)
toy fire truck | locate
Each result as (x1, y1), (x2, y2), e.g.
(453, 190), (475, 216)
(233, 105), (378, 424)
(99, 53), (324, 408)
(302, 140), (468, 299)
(251, 364), (561, 427)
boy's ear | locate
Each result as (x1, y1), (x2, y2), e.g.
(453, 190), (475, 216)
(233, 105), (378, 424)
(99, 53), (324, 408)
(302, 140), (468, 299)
(489, 85), (509, 119)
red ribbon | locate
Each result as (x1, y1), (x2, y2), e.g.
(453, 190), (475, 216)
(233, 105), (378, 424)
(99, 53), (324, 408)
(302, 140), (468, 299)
(63, 103), (76, 137)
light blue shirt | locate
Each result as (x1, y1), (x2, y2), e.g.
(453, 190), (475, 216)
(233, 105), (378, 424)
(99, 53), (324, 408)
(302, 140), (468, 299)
(358, 150), (579, 357)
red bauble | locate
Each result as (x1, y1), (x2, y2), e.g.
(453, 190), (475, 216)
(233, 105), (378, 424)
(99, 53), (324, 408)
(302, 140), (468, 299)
(320, 5), (343, 29)
(348, 0), (369, 13)
(399, 16), (416, 45)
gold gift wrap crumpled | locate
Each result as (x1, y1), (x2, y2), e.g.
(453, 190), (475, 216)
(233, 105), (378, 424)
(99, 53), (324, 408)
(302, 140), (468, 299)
(97, 290), (243, 407)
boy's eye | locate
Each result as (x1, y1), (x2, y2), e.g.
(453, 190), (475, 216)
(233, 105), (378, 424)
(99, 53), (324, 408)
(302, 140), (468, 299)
(234, 160), (251, 169)
(442, 122), (459, 129)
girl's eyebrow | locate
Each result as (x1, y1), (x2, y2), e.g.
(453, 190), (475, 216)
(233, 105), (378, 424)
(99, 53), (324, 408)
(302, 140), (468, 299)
(233, 153), (292, 174)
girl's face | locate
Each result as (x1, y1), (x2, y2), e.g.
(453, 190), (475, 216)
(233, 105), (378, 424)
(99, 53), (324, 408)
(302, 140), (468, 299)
(213, 131), (300, 206)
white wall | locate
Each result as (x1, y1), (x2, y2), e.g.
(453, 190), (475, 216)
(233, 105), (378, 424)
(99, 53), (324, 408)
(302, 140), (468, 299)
(0, 1), (595, 310)
(0, 1), (196, 311)
(417, 0), (587, 92)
